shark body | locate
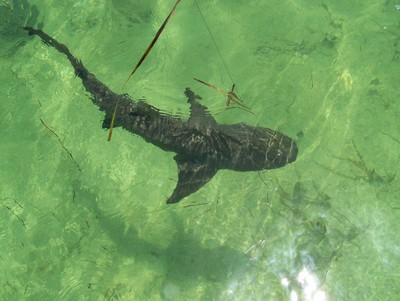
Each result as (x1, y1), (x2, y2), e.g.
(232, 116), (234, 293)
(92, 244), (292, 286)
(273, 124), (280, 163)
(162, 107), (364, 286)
(23, 27), (298, 204)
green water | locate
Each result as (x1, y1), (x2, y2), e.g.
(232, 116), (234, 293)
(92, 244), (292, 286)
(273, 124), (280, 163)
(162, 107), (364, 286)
(1, 0), (400, 300)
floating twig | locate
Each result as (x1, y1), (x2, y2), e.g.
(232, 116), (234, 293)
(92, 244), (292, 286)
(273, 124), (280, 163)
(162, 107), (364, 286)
(39, 118), (82, 171)
(379, 131), (400, 144)
(1, 197), (26, 229)
(3, 204), (26, 228)
(108, 0), (181, 141)
(193, 78), (254, 114)
(182, 202), (210, 208)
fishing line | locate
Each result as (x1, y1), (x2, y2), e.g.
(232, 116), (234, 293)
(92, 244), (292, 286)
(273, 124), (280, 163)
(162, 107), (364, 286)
(193, 0), (236, 85)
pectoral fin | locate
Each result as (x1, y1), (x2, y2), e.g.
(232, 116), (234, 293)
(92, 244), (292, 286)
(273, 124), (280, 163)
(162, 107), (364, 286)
(166, 156), (218, 204)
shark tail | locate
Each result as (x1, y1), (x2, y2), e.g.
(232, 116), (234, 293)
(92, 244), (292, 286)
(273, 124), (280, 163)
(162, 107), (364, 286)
(22, 27), (89, 80)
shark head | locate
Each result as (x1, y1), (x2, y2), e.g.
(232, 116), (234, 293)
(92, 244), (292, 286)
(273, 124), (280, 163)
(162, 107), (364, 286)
(213, 123), (298, 172)
(264, 131), (298, 168)
(166, 122), (298, 204)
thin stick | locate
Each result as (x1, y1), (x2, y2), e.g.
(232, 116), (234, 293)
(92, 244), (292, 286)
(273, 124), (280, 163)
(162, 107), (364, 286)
(183, 202), (210, 208)
(379, 131), (400, 144)
(2, 204), (26, 228)
(193, 78), (228, 96)
(193, 77), (253, 113)
(122, 0), (181, 90)
(39, 118), (81, 171)
(108, 0), (181, 141)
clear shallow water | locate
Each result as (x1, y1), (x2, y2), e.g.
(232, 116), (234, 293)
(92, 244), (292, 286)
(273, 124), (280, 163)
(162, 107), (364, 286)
(1, 0), (400, 300)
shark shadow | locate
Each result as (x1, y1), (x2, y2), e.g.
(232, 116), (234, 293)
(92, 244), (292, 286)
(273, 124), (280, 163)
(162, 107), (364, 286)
(71, 185), (249, 298)
(23, 27), (298, 204)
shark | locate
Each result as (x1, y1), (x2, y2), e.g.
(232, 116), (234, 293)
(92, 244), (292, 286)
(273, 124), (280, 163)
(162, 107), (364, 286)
(23, 27), (298, 204)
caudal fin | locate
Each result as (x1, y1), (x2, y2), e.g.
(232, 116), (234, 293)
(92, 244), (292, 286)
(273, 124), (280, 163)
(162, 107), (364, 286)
(23, 27), (89, 80)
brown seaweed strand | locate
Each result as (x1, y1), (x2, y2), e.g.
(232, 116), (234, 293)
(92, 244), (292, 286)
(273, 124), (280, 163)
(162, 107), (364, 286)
(108, 0), (181, 141)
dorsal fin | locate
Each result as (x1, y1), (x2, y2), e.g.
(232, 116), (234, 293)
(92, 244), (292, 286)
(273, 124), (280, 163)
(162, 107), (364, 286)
(185, 88), (217, 127)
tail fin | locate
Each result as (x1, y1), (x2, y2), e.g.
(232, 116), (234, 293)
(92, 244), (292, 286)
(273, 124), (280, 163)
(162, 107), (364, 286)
(23, 27), (89, 79)
(23, 27), (121, 117)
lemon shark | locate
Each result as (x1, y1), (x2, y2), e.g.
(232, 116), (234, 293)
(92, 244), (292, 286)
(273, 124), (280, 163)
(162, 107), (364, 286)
(23, 27), (298, 204)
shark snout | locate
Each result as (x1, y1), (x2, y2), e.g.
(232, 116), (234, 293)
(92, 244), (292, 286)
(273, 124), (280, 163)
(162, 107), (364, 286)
(266, 136), (298, 168)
